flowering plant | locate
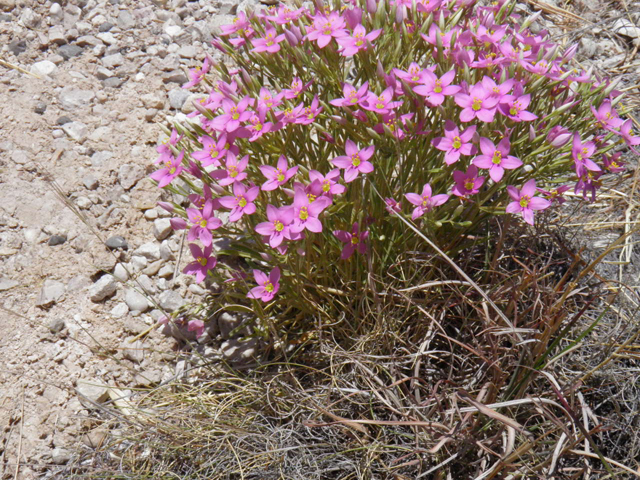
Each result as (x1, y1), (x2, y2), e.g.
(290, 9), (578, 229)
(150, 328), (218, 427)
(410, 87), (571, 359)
(152, 0), (633, 333)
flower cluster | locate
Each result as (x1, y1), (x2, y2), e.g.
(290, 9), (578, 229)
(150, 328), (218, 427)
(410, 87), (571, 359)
(151, 0), (631, 313)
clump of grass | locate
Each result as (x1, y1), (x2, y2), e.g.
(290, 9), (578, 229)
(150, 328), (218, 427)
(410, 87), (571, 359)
(58, 224), (640, 479)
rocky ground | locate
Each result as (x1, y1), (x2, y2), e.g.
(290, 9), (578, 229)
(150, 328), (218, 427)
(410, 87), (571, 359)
(0, 0), (639, 478)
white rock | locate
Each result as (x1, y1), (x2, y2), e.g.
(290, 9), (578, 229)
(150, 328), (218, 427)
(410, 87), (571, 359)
(59, 87), (95, 110)
(62, 121), (89, 143)
(89, 275), (117, 302)
(111, 303), (129, 318)
(30, 60), (57, 77)
(76, 380), (109, 408)
(96, 32), (117, 45)
(164, 25), (183, 37)
(101, 52), (124, 68)
(20, 8), (40, 29)
(141, 93), (164, 110)
(49, 25), (66, 45)
(0, 277), (19, 291)
(134, 242), (161, 261)
(131, 255), (148, 271)
(158, 264), (174, 278)
(122, 337), (145, 363)
(153, 218), (172, 240)
(118, 163), (144, 190)
(158, 290), (184, 312)
(177, 45), (197, 58)
(124, 288), (150, 313)
(113, 263), (129, 282)
(36, 279), (65, 307)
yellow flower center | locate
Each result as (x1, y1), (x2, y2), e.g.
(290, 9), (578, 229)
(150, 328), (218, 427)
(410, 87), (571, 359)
(299, 207), (309, 220)
(264, 281), (274, 292)
(465, 180), (475, 191)
(237, 196), (247, 207)
(492, 151), (502, 164)
(452, 136), (462, 149)
(200, 219), (207, 227)
(322, 180), (331, 192)
(274, 220), (284, 232)
(493, 87), (500, 94)
(434, 80), (442, 93)
(351, 234), (359, 245)
(351, 153), (361, 167)
(276, 170), (285, 182)
(229, 166), (238, 177)
(421, 195), (430, 207)
(254, 123), (263, 131)
(230, 107), (239, 120)
(197, 256), (207, 266)
(519, 196), (530, 208)
(169, 167), (176, 175)
(307, 193), (317, 202)
(472, 98), (482, 111)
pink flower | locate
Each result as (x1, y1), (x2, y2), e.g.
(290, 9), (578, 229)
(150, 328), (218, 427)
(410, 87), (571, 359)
(186, 199), (222, 247)
(251, 28), (286, 53)
(591, 99), (624, 131)
(481, 76), (514, 102)
(538, 185), (570, 205)
(413, 69), (460, 106)
(330, 82), (370, 108)
(156, 129), (182, 160)
(191, 134), (228, 167)
(187, 319), (206, 338)
(246, 110), (275, 142)
(219, 182), (259, 222)
(617, 119), (640, 153)
(308, 169), (346, 197)
(150, 151), (184, 188)
(255, 205), (295, 248)
(384, 197), (402, 214)
(393, 62), (432, 85)
(183, 57), (210, 89)
(472, 137), (523, 182)
(432, 121), (477, 165)
(264, 5), (305, 24)
(220, 12), (250, 36)
(498, 94), (537, 122)
(334, 222), (369, 260)
(506, 179), (551, 225)
(257, 87), (284, 112)
(183, 243), (217, 283)
(452, 165), (485, 197)
(602, 152), (625, 173)
(546, 126), (572, 147)
(455, 83), (499, 123)
(259, 155), (298, 191)
(247, 267), (280, 302)
(290, 186), (331, 234)
(405, 183), (449, 219)
(212, 97), (254, 133)
(295, 95), (323, 125)
(571, 133), (600, 176)
(277, 102), (305, 125)
(331, 139), (375, 182)
(306, 11), (348, 48)
(337, 24), (381, 56)
(362, 87), (403, 114)
(283, 77), (311, 100)
(218, 153), (249, 187)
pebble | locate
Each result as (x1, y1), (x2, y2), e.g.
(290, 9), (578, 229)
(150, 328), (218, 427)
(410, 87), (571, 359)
(134, 242), (161, 261)
(76, 196), (92, 209)
(34, 102), (47, 114)
(49, 25), (66, 45)
(162, 70), (188, 84)
(110, 303), (129, 318)
(89, 275), (117, 302)
(59, 87), (95, 110)
(96, 32), (117, 45)
(49, 318), (66, 334)
(168, 88), (190, 109)
(113, 263), (129, 282)
(158, 290), (184, 312)
(103, 77), (125, 89)
(36, 280), (65, 307)
(96, 67), (114, 80)
(48, 234), (67, 246)
(144, 209), (158, 220)
(116, 10), (135, 30)
(158, 264), (174, 279)
(9, 40), (26, 56)
(218, 312), (252, 339)
(58, 44), (84, 60)
(62, 121), (89, 143)
(102, 52), (124, 68)
(153, 218), (172, 240)
(82, 175), (99, 190)
(221, 338), (260, 365)
(118, 163), (144, 190)
(142, 259), (163, 276)
(75, 380), (109, 408)
(177, 45), (197, 58)
(82, 428), (108, 448)
(20, 8), (40, 29)
(30, 61), (57, 77)
(105, 235), (128, 250)
(122, 337), (145, 363)
(0, 277), (19, 291)
(0, 0), (15, 12)
(124, 288), (149, 313)
(131, 255), (148, 271)
(141, 93), (164, 109)
(51, 448), (72, 465)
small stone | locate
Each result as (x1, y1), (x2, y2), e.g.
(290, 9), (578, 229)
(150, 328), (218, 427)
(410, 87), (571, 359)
(82, 428), (108, 448)
(98, 22), (113, 32)
(116, 10), (135, 29)
(134, 370), (161, 388)
(125, 288), (150, 313)
(83, 175), (99, 190)
(168, 88), (190, 109)
(158, 265), (173, 278)
(8, 40), (27, 56)
(158, 290), (184, 312)
(11, 150), (29, 164)
(49, 318), (66, 334)
(106, 236), (128, 250)
(614, 18), (640, 38)
(57, 115), (72, 125)
(62, 121), (89, 143)
(67, 275), (90, 292)
(76, 380), (109, 408)
(95, 67), (113, 80)
(89, 275), (117, 302)
(177, 45), (197, 58)
(134, 242), (161, 261)
(49, 25), (66, 45)
(34, 102), (47, 114)
(59, 87), (95, 110)
(110, 303), (129, 318)
(162, 70), (188, 84)
(51, 448), (72, 465)
(144, 209), (158, 220)
(141, 93), (164, 109)
(122, 337), (145, 363)
(48, 234), (67, 246)
(131, 255), (148, 271)
(118, 163), (144, 190)
(30, 60), (57, 77)
(218, 312), (252, 339)
(20, 8), (40, 29)
(96, 32), (117, 45)
(36, 280), (65, 307)
(164, 24), (183, 37)
(50, 3), (63, 22)
(142, 259), (163, 276)
(0, 277), (19, 291)
(113, 263), (129, 282)
(144, 108), (158, 122)
(58, 44), (83, 60)
(153, 218), (172, 240)
(221, 338), (260, 365)
(103, 77), (125, 89)
(0, 0), (15, 12)
(102, 52), (124, 68)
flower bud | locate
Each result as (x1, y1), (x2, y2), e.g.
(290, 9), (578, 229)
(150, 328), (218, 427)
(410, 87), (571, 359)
(158, 201), (175, 213)
(170, 217), (188, 230)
